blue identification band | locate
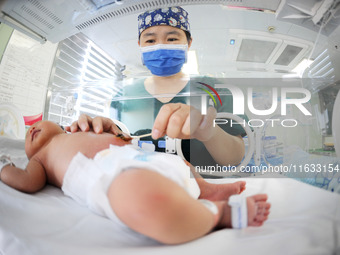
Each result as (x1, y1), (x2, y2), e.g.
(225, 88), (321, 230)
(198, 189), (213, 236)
(228, 194), (248, 229)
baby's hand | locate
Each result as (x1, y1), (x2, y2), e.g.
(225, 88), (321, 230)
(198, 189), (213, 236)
(116, 133), (133, 142)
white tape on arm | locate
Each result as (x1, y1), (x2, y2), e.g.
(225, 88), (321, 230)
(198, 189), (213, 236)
(0, 155), (14, 180)
(199, 199), (218, 215)
(228, 194), (248, 229)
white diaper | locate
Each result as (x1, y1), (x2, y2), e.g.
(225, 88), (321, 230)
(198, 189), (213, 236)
(62, 144), (200, 233)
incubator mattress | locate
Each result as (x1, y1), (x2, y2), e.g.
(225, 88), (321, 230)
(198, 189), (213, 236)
(0, 137), (339, 255)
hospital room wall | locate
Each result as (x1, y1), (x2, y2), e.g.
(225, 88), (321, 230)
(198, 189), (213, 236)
(0, 23), (13, 63)
(0, 24), (57, 118)
(0, 27), (122, 128)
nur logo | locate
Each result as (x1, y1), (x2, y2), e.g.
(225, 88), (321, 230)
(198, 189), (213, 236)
(198, 83), (312, 117)
(197, 82), (222, 114)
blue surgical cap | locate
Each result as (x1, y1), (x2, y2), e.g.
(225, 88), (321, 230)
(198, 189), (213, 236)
(138, 6), (191, 38)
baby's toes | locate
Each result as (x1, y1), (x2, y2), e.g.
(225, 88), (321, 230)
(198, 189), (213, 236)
(256, 202), (270, 218)
(234, 181), (246, 194)
(251, 219), (265, 226)
(255, 212), (268, 222)
(239, 181), (246, 193)
(252, 194), (268, 202)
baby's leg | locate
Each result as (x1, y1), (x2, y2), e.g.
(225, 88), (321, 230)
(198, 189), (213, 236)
(190, 164), (246, 201)
(107, 169), (219, 244)
(198, 180), (246, 201)
(107, 169), (270, 244)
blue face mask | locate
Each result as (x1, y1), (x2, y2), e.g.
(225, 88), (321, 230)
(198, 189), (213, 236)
(141, 44), (188, 77)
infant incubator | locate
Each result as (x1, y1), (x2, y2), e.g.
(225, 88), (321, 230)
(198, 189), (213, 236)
(0, 0), (339, 193)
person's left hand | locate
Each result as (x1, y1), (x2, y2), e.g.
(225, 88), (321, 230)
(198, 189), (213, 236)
(65, 114), (122, 135)
(152, 103), (217, 141)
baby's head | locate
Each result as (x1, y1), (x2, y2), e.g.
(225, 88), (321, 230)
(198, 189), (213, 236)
(25, 121), (66, 159)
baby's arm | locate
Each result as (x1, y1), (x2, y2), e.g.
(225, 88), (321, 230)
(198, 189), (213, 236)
(0, 158), (47, 193)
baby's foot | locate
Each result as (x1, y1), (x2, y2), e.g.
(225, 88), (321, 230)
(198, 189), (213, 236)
(217, 194), (270, 228)
(201, 181), (246, 201)
(247, 194), (271, 227)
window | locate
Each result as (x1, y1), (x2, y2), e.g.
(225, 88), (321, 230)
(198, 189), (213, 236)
(46, 33), (123, 126)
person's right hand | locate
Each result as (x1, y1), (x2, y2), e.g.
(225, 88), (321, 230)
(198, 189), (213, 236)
(65, 114), (121, 135)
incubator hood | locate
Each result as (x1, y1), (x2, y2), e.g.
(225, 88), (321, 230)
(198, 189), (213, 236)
(0, 0), (339, 43)
(1, 0), (339, 78)
(0, 0), (340, 182)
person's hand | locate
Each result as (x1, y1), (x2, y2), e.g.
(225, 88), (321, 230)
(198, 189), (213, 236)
(65, 114), (121, 135)
(152, 103), (217, 141)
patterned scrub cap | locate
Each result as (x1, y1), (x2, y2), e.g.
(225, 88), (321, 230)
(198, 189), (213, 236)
(138, 6), (190, 38)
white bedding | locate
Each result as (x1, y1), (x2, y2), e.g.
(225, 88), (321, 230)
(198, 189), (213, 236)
(0, 137), (340, 255)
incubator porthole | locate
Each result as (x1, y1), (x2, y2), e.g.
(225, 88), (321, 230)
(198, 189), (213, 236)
(261, 115), (309, 167)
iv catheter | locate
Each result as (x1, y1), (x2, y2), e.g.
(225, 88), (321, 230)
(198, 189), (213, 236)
(131, 133), (152, 139)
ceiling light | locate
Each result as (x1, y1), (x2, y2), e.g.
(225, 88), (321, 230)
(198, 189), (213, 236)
(292, 58), (314, 76)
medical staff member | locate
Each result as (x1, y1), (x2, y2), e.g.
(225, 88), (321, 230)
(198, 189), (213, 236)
(68, 6), (248, 168)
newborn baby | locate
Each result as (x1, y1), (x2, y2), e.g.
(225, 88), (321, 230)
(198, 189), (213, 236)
(0, 120), (270, 244)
